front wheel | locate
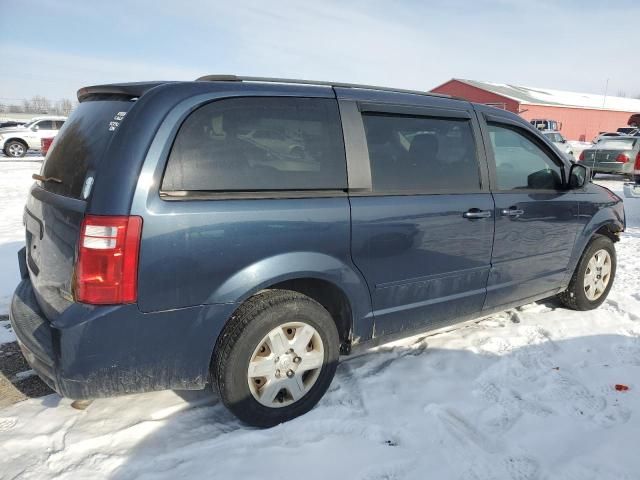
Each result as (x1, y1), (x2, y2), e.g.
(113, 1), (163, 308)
(558, 234), (616, 310)
(4, 141), (27, 158)
(212, 290), (340, 427)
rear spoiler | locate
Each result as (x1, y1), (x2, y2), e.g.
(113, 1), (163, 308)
(77, 81), (170, 102)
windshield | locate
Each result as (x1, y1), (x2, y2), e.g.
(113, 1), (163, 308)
(597, 138), (636, 150)
(544, 133), (563, 143)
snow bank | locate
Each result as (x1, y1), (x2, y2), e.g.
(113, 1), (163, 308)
(0, 159), (42, 344)
(0, 169), (639, 479)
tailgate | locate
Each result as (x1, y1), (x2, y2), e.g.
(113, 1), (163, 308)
(26, 98), (135, 319)
(25, 189), (85, 319)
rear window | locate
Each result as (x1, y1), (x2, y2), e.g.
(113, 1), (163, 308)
(161, 97), (346, 192)
(41, 99), (134, 198)
(598, 138), (636, 150)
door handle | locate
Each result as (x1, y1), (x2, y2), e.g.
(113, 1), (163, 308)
(463, 209), (492, 219)
(501, 208), (525, 217)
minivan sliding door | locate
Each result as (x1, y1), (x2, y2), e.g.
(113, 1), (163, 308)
(342, 98), (494, 337)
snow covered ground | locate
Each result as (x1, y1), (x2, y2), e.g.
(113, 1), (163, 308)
(0, 157), (42, 345)
(0, 162), (639, 479)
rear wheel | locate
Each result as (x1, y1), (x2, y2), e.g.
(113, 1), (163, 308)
(4, 140), (27, 158)
(212, 290), (340, 427)
(558, 235), (616, 310)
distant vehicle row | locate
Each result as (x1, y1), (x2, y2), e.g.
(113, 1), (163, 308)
(579, 136), (640, 182)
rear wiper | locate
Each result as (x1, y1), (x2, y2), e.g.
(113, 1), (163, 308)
(32, 173), (62, 184)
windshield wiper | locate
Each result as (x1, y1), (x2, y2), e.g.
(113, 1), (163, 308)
(32, 173), (62, 184)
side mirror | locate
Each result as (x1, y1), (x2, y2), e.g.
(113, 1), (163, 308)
(569, 163), (589, 189)
(32, 125), (39, 132)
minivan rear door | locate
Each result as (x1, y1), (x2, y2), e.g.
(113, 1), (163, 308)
(24, 98), (134, 320)
(338, 91), (495, 337)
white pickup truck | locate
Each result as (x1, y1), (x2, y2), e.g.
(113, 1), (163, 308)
(0, 116), (66, 157)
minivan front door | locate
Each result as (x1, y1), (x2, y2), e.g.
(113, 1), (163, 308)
(479, 113), (579, 310)
(342, 99), (495, 338)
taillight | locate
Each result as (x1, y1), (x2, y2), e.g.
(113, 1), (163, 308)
(578, 151), (585, 161)
(41, 137), (53, 155)
(615, 153), (629, 163)
(74, 215), (142, 304)
(635, 152), (640, 170)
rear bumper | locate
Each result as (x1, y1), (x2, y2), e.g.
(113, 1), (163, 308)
(10, 279), (58, 391)
(10, 277), (236, 399)
(592, 162), (633, 174)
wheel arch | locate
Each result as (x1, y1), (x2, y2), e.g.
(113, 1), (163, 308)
(594, 223), (621, 243)
(267, 278), (353, 351)
(4, 137), (29, 149)
(565, 216), (622, 287)
(209, 252), (374, 349)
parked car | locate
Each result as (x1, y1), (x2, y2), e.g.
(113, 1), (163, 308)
(0, 120), (26, 129)
(593, 131), (623, 143)
(530, 118), (561, 131)
(542, 130), (574, 159)
(10, 76), (624, 427)
(0, 116), (66, 157)
(40, 137), (54, 156)
(579, 136), (640, 178)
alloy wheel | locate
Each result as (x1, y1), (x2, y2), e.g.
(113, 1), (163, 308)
(7, 143), (25, 157)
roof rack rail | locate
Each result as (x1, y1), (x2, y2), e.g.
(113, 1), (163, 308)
(196, 74), (451, 99)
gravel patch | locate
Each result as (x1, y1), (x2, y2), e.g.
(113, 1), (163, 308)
(0, 340), (53, 407)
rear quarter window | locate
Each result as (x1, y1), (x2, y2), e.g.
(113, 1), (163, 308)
(41, 99), (134, 198)
(161, 97), (347, 192)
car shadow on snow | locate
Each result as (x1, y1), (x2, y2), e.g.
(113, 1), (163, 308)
(0, 152), (43, 163)
(85, 330), (640, 480)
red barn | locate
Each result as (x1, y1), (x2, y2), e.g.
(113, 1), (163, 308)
(431, 79), (640, 142)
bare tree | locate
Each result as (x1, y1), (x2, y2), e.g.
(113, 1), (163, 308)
(23, 95), (52, 114)
(55, 98), (74, 116)
(2, 95), (77, 116)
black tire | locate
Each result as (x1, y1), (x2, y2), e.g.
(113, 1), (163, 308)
(4, 140), (28, 158)
(212, 289), (340, 427)
(558, 234), (616, 311)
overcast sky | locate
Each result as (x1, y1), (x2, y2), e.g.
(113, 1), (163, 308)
(1, 0), (638, 103)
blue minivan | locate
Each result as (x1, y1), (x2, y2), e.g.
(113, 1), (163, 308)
(10, 76), (625, 426)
